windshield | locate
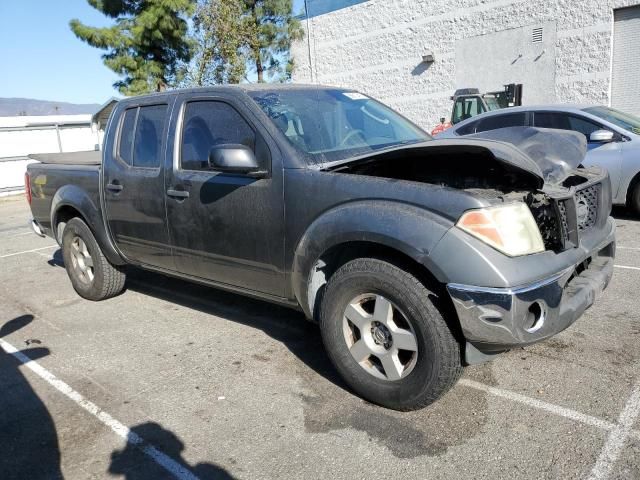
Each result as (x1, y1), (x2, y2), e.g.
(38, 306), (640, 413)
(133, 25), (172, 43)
(484, 95), (501, 111)
(583, 106), (640, 135)
(249, 88), (430, 163)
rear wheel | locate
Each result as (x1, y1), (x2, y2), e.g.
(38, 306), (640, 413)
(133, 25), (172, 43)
(61, 218), (126, 301)
(319, 258), (463, 411)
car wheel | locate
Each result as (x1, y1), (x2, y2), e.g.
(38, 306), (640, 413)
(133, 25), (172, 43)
(319, 258), (463, 411)
(629, 182), (640, 216)
(61, 217), (126, 301)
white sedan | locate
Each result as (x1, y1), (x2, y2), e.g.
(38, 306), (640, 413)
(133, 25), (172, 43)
(437, 105), (640, 213)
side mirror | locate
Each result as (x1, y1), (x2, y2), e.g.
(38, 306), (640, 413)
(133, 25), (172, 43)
(208, 144), (265, 177)
(589, 130), (614, 143)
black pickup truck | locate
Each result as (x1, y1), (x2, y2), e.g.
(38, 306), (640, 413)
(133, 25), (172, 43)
(26, 85), (615, 410)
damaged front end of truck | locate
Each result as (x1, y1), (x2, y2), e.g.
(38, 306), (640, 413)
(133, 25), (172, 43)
(324, 127), (611, 258)
(323, 127), (615, 363)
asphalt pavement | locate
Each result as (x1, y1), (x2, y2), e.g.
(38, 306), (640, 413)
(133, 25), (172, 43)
(1, 194), (639, 480)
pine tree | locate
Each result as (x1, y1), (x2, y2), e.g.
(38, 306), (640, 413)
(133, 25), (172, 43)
(242, 0), (304, 83)
(190, 0), (247, 86)
(70, 0), (195, 95)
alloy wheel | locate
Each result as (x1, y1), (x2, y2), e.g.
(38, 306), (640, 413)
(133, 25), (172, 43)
(342, 293), (418, 381)
(69, 236), (94, 284)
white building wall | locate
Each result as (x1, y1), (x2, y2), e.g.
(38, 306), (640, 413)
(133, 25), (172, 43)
(292, 0), (640, 130)
(0, 128), (61, 158)
(59, 126), (100, 152)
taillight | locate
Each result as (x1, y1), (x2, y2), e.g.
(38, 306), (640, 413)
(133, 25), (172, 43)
(25, 172), (32, 205)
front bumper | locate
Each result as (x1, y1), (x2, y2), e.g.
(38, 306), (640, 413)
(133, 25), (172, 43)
(447, 226), (615, 364)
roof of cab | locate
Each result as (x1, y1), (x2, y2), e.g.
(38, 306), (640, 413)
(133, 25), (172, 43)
(116, 84), (347, 103)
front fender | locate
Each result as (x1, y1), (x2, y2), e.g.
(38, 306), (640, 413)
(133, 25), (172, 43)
(51, 185), (124, 265)
(291, 200), (453, 318)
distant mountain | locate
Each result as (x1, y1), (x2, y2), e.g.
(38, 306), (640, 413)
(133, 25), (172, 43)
(0, 97), (102, 116)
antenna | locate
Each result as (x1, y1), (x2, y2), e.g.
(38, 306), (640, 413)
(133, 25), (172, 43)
(304, 0), (314, 83)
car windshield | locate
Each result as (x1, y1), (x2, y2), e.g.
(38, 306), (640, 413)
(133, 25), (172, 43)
(248, 88), (430, 163)
(583, 106), (640, 135)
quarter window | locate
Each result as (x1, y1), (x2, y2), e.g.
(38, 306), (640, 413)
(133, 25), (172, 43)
(181, 101), (256, 171)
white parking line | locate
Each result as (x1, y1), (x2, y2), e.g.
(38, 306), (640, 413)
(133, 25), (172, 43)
(614, 265), (640, 271)
(8, 230), (33, 237)
(460, 379), (617, 431)
(588, 383), (640, 480)
(0, 338), (199, 480)
(0, 245), (57, 258)
(617, 246), (640, 251)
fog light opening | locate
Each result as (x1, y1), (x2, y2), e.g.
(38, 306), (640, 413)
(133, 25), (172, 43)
(524, 302), (545, 333)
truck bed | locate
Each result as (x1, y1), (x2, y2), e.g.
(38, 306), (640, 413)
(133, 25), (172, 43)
(28, 150), (101, 165)
(27, 160), (101, 240)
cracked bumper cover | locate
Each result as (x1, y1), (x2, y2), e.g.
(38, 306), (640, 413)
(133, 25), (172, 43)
(447, 228), (615, 364)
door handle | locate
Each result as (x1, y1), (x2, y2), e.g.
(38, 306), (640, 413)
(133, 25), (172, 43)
(106, 182), (123, 192)
(167, 189), (190, 199)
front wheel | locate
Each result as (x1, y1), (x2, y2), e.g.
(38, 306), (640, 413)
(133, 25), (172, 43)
(319, 258), (463, 411)
(628, 182), (640, 216)
(61, 218), (126, 301)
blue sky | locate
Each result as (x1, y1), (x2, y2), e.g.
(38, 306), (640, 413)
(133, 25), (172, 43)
(0, 0), (306, 105)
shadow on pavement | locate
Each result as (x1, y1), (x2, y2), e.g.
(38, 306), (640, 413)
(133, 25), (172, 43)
(0, 315), (62, 480)
(109, 422), (235, 480)
(125, 268), (348, 393)
(47, 248), (64, 268)
(0, 315), (236, 479)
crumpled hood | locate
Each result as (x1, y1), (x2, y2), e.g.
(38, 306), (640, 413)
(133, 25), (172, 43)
(468, 126), (587, 184)
(322, 127), (587, 189)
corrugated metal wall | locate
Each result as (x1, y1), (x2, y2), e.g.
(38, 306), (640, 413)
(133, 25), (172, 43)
(0, 122), (99, 194)
(611, 6), (640, 116)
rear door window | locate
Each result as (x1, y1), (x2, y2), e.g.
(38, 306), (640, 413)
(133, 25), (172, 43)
(475, 113), (527, 133)
(533, 112), (571, 130)
(133, 105), (167, 168)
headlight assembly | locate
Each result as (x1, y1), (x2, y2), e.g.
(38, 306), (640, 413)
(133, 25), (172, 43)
(456, 203), (545, 257)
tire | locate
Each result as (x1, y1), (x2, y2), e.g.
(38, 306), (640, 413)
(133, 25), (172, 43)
(61, 217), (126, 301)
(319, 258), (463, 411)
(629, 182), (640, 216)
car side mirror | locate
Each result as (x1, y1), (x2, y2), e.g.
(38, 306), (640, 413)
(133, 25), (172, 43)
(208, 144), (266, 177)
(589, 130), (614, 143)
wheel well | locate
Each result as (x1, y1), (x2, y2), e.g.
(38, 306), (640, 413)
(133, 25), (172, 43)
(307, 242), (460, 324)
(626, 171), (640, 207)
(53, 205), (85, 243)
